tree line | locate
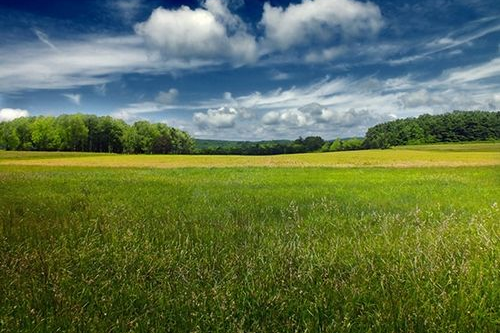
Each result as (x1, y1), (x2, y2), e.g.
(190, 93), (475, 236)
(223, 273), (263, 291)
(363, 111), (499, 149)
(1, 111), (498, 154)
(0, 114), (194, 154)
(196, 136), (365, 155)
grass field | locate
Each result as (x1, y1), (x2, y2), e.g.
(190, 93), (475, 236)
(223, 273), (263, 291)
(1, 142), (499, 168)
(0, 144), (499, 332)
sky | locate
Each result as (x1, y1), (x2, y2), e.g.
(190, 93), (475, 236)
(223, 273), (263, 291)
(0, 0), (499, 140)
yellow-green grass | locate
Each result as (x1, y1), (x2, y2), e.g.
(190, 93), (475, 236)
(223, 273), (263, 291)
(0, 165), (498, 332)
(1, 142), (499, 168)
(394, 141), (500, 152)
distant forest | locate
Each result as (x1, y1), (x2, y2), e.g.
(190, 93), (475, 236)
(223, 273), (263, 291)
(0, 111), (499, 154)
(0, 115), (194, 154)
(363, 111), (500, 149)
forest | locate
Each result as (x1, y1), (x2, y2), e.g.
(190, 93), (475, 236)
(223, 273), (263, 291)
(0, 114), (194, 154)
(0, 111), (498, 154)
(363, 110), (499, 149)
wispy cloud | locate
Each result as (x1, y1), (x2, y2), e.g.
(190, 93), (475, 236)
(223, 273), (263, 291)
(94, 84), (107, 96)
(33, 28), (58, 51)
(110, 0), (144, 22)
(389, 16), (500, 65)
(0, 35), (219, 92)
(62, 93), (81, 105)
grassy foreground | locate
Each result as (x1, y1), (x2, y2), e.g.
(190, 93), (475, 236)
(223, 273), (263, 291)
(0, 146), (499, 332)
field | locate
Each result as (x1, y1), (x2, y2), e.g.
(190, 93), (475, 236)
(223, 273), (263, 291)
(0, 143), (499, 332)
(0, 142), (499, 168)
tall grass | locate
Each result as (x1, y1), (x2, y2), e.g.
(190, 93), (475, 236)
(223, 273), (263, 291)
(0, 165), (499, 332)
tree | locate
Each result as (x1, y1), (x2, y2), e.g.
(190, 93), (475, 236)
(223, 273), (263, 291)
(329, 138), (343, 151)
(57, 114), (88, 151)
(11, 117), (33, 150)
(97, 117), (126, 153)
(342, 138), (363, 150)
(31, 116), (61, 151)
(0, 122), (20, 150)
(133, 121), (159, 154)
(303, 136), (325, 151)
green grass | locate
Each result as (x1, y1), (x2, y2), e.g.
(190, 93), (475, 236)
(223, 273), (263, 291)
(0, 162), (499, 332)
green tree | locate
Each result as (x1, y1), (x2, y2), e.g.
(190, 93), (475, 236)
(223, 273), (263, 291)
(31, 116), (61, 151)
(133, 121), (160, 154)
(11, 117), (33, 150)
(0, 122), (20, 150)
(57, 114), (89, 151)
(329, 138), (343, 151)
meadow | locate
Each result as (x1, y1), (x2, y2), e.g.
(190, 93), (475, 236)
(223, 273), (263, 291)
(0, 142), (499, 168)
(0, 143), (499, 332)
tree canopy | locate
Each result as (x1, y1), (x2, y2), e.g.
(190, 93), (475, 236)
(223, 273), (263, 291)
(0, 114), (194, 154)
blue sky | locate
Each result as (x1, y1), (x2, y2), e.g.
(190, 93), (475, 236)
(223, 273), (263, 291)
(0, 0), (499, 140)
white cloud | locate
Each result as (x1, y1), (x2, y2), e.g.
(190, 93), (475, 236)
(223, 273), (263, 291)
(399, 89), (447, 108)
(0, 108), (30, 122)
(189, 56), (500, 138)
(390, 17), (500, 65)
(260, 0), (383, 51)
(0, 35), (217, 93)
(112, 88), (180, 121)
(441, 57), (500, 84)
(305, 46), (346, 63)
(269, 70), (290, 81)
(62, 93), (81, 105)
(112, 102), (178, 122)
(261, 103), (393, 129)
(0, 1), (384, 94)
(135, 0), (257, 64)
(155, 88), (179, 104)
(193, 106), (252, 129)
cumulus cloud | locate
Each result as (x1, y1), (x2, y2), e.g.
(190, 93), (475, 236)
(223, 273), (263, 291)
(189, 55), (500, 139)
(0, 0), (386, 94)
(155, 88), (179, 104)
(62, 93), (81, 105)
(261, 103), (393, 129)
(193, 106), (252, 129)
(260, 0), (383, 51)
(135, 0), (257, 64)
(0, 108), (30, 122)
